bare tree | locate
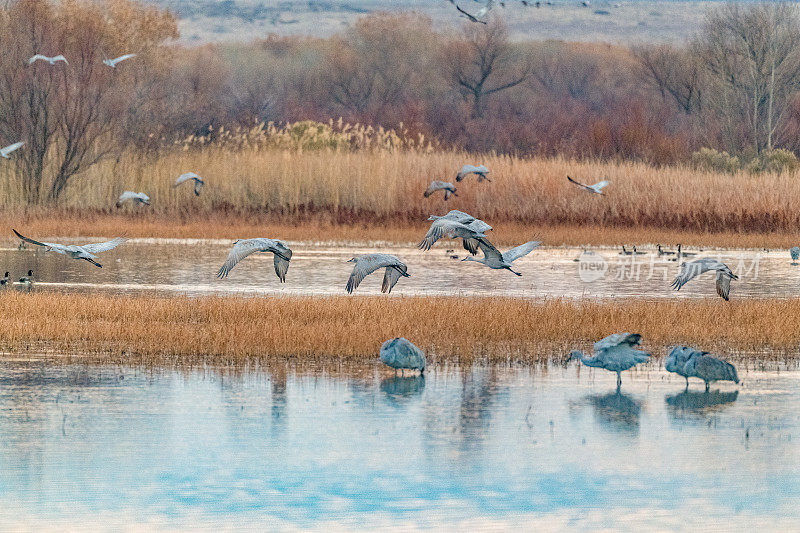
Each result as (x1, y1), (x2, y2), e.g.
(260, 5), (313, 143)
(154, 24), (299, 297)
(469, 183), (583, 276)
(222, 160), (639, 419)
(633, 44), (704, 115)
(446, 19), (530, 119)
(698, 2), (800, 152)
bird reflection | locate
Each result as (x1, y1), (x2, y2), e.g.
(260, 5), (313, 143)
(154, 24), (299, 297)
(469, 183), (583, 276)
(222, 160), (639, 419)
(665, 389), (738, 419)
(380, 375), (425, 404)
(586, 391), (642, 433)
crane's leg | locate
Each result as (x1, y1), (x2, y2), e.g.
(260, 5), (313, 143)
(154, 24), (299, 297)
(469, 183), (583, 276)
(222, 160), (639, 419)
(616, 372), (622, 391)
(705, 381), (710, 392)
(685, 377), (689, 391)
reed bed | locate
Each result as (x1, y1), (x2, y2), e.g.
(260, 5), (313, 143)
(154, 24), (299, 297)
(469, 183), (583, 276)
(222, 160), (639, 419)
(1, 292), (797, 364)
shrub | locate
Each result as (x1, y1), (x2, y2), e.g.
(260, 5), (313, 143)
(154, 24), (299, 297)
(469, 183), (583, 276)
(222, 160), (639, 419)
(690, 148), (740, 173)
(745, 148), (799, 174)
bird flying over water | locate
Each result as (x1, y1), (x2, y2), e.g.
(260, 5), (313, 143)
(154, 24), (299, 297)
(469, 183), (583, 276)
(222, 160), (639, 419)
(567, 175), (608, 195)
(427, 210), (492, 255)
(456, 164), (490, 182)
(174, 172), (205, 196)
(0, 141), (24, 159)
(346, 253), (409, 294)
(28, 54), (68, 65)
(116, 191), (150, 207)
(424, 180), (458, 200)
(103, 53), (136, 68)
(216, 238), (292, 282)
(12, 229), (126, 268)
(419, 217), (487, 252)
(670, 258), (738, 300)
(462, 239), (540, 276)
(569, 333), (651, 390)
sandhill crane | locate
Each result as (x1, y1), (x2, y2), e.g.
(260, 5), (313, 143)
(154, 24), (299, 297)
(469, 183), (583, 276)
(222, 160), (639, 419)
(569, 333), (651, 390)
(424, 180), (458, 200)
(619, 245), (633, 255)
(567, 175), (608, 195)
(216, 238), (292, 282)
(380, 337), (426, 375)
(674, 244), (696, 260)
(462, 239), (540, 276)
(116, 191), (150, 208)
(419, 217), (487, 252)
(657, 244), (675, 256)
(427, 210), (492, 255)
(13, 229), (126, 268)
(103, 53), (136, 68)
(791, 246), (799, 265)
(683, 352), (739, 391)
(174, 172), (204, 196)
(456, 164), (490, 182)
(671, 258), (738, 300)
(346, 254), (409, 294)
(28, 54), (67, 65)
(455, 0), (492, 23)
(0, 272), (7, 286)
(0, 142), (24, 158)
(665, 345), (698, 388)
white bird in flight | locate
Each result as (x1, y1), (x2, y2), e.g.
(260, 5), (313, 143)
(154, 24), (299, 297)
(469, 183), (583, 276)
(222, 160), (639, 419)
(423, 180), (458, 201)
(174, 172), (205, 196)
(28, 54), (68, 65)
(13, 229), (126, 268)
(455, 0), (493, 23)
(116, 191), (150, 207)
(670, 258), (738, 300)
(567, 175), (608, 195)
(462, 239), (540, 276)
(569, 333), (651, 390)
(419, 217), (487, 252)
(346, 253), (409, 294)
(216, 238), (292, 282)
(0, 141), (24, 159)
(103, 53), (136, 68)
(456, 164), (490, 182)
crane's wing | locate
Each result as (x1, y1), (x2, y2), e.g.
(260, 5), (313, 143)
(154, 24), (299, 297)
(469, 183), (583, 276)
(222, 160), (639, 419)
(567, 175), (592, 192)
(346, 255), (390, 293)
(475, 237), (505, 263)
(28, 55), (47, 64)
(52, 55), (68, 64)
(592, 180), (609, 191)
(81, 237), (127, 254)
(174, 172), (200, 186)
(118, 191), (138, 203)
(443, 210), (475, 224)
(272, 242), (292, 282)
(217, 238), (283, 278)
(502, 240), (541, 263)
(670, 259), (715, 291)
(424, 181), (446, 197)
(594, 333), (641, 351)
(12, 229), (66, 252)
(715, 272), (732, 301)
(381, 264), (408, 293)
(1, 141), (24, 156)
(419, 219), (448, 251)
(112, 53), (136, 64)
(455, 4), (482, 22)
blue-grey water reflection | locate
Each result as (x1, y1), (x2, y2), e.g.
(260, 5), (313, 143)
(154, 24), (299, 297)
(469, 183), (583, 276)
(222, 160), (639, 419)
(0, 360), (798, 529)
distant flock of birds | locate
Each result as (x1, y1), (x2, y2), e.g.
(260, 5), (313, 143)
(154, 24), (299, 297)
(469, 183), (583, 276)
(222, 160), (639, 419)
(449, 0), (621, 24)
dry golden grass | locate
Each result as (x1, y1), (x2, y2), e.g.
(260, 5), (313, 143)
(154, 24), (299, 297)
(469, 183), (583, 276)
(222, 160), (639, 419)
(2, 211), (800, 249)
(0, 292), (797, 364)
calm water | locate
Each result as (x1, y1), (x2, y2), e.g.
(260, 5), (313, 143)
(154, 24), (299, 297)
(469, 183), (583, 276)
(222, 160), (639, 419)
(1, 239), (798, 299)
(0, 360), (796, 529)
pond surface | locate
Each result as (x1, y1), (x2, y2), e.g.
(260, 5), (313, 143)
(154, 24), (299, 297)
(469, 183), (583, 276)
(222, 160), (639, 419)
(0, 239), (797, 299)
(0, 360), (797, 529)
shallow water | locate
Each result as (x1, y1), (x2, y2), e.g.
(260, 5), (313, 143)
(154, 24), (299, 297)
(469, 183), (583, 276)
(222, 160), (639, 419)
(0, 360), (797, 529)
(1, 239), (797, 299)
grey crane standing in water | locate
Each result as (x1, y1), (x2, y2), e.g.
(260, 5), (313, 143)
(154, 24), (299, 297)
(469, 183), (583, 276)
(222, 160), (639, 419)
(683, 352), (739, 391)
(380, 337), (426, 375)
(569, 333), (651, 390)
(462, 239), (540, 276)
(174, 172), (205, 196)
(567, 175), (608, 195)
(670, 258), (738, 300)
(423, 180), (458, 201)
(13, 230), (126, 268)
(116, 191), (150, 208)
(216, 238), (293, 282)
(427, 210), (492, 255)
(419, 217), (487, 253)
(0, 141), (24, 158)
(791, 246), (799, 265)
(456, 164), (490, 182)
(346, 254), (409, 294)
(665, 345), (698, 389)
